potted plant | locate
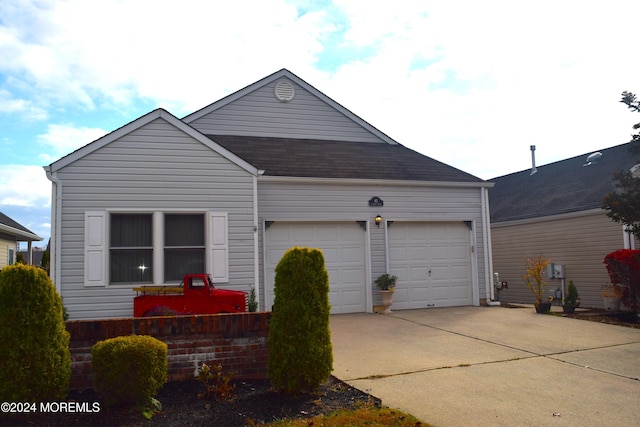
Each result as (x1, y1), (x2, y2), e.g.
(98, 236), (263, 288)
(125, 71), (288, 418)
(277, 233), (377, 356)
(523, 255), (552, 313)
(375, 273), (397, 315)
(562, 281), (580, 314)
(601, 283), (623, 311)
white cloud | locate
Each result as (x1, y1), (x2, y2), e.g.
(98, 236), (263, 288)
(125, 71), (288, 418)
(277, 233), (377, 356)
(37, 124), (108, 163)
(0, 165), (51, 208)
(1, 0), (640, 180)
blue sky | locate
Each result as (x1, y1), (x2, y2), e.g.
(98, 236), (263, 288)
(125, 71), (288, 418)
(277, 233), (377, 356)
(1, 0), (640, 247)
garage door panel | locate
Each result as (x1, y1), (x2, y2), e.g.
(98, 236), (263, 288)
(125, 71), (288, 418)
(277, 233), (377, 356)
(410, 287), (430, 302)
(265, 222), (366, 314)
(389, 222), (472, 309)
(408, 266), (428, 281)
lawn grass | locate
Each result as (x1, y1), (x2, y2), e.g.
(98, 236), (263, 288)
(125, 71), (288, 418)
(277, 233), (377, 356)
(261, 404), (431, 426)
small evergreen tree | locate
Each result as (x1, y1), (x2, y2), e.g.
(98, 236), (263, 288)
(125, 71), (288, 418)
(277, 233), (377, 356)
(268, 247), (332, 393)
(602, 91), (640, 239)
(0, 264), (71, 402)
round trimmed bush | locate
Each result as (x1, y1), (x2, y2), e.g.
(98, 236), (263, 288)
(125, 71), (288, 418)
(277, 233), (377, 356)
(0, 264), (71, 402)
(268, 246), (333, 393)
(91, 335), (168, 406)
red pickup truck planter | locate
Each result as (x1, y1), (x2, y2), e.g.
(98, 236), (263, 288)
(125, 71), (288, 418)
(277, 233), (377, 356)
(133, 273), (247, 317)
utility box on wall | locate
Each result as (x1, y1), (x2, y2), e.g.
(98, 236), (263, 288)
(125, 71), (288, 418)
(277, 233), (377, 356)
(547, 263), (565, 279)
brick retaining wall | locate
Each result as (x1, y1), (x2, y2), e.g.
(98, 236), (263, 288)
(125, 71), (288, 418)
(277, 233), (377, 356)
(65, 312), (271, 390)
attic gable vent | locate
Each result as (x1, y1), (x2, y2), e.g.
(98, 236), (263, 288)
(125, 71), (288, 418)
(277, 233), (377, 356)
(274, 80), (295, 102)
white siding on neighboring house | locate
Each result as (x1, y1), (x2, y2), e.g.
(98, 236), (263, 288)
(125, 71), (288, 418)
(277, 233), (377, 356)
(51, 118), (257, 320)
(258, 178), (489, 311)
(491, 210), (627, 308)
(187, 79), (386, 143)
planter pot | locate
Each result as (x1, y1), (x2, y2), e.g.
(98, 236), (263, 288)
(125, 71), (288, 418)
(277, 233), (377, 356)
(534, 302), (552, 314)
(562, 304), (576, 314)
(602, 296), (621, 312)
(379, 290), (394, 315)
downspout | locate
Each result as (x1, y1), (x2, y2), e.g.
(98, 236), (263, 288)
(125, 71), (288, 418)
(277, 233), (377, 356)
(252, 174), (260, 309)
(44, 166), (62, 293)
(482, 186), (499, 305)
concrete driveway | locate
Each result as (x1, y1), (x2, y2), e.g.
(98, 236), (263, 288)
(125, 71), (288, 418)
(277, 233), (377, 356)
(330, 306), (640, 427)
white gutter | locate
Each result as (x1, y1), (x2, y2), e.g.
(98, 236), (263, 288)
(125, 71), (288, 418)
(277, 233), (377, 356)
(0, 224), (41, 242)
(258, 175), (494, 189)
(44, 166), (62, 293)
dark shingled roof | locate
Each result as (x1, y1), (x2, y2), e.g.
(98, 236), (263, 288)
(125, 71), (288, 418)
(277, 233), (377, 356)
(207, 135), (483, 183)
(0, 212), (37, 235)
(488, 142), (638, 223)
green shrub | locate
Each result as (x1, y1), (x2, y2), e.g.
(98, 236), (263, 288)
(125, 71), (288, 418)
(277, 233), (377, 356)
(564, 281), (579, 306)
(268, 247), (333, 393)
(91, 335), (168, 410)
(0, 264), (71, 402)
(248, 285), (258, 312)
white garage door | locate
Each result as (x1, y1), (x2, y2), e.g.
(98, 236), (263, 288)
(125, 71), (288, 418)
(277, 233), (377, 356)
(388, 222), (472, 309)
(265, 222), (367, 314)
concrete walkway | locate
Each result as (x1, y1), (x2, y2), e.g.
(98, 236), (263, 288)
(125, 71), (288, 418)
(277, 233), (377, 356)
(330, 306), (640, 427)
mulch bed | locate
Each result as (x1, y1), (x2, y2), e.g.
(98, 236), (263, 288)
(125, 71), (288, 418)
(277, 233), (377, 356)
(0, 376), (378, 427)
(503, 303), (640, 328)
(563, 307), (640, 328)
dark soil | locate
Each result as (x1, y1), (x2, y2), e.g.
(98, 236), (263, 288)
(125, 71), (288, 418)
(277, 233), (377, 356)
(503, 303), (640, 328)
(1, 376), (377, 427)
(564, 307), (640, 328)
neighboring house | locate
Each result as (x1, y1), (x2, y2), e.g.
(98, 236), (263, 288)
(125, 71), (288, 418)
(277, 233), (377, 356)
(0, 212), (42, 269)
(489, 143), (637, 308)
(18, 250), (44, 268)
(45, 69), (494, 320)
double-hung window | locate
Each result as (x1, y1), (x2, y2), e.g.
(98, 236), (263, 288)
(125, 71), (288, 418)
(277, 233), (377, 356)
(84, 210), (227, 287)
(164, 213), (205, 281)
(110, 214), (153, 284)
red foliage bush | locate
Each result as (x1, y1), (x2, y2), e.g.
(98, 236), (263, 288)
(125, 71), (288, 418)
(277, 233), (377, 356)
(604, 249), (640, 311)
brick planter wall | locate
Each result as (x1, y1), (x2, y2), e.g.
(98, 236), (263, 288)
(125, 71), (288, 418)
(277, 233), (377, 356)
(65, 312), (271, 390)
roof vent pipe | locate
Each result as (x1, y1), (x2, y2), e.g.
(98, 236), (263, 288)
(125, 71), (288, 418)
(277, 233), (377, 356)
(530, 145), (537, 175)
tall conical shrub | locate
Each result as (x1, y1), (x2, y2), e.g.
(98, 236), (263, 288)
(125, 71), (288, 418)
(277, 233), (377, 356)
(268, 247), (332, 393)
(0, 264), (71, 401)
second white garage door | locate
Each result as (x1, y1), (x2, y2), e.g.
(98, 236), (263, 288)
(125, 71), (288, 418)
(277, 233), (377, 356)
(265, 222), (367, 314)
(388, 222), (472, 309)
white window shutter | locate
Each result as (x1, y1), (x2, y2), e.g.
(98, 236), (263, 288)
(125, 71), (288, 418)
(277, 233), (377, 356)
(208, 212), (229, 283)
(84, 211), (107, 287)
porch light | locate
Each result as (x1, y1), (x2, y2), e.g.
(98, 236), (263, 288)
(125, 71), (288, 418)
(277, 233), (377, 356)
(375, 215), (383, 227)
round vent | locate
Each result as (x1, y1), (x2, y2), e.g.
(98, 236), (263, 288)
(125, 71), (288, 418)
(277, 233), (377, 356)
(274, 80), (295, 102)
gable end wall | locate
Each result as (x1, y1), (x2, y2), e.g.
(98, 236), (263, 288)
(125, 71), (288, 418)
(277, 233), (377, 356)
(189, 80), (385, 143)
(55, 118), (256, 320)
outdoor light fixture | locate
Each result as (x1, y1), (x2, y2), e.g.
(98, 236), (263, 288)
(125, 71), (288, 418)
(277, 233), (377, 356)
(375, 214), (383, 227)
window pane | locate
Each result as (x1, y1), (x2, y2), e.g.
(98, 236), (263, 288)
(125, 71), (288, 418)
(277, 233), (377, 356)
(165, 214), (204, 246)
(111, 214), (152, 247)
(165, 248), (205, 281)
(110, 249), (152, 283)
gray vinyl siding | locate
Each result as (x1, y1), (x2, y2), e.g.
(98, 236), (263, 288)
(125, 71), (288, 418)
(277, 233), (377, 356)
(55, 118), (256, 320)
(491, 211), (626, 309)
(189, 79), (385, 143)
(257, 180), (489, 309)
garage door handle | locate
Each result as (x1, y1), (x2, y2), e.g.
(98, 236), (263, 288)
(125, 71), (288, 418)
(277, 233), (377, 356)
(428, 270), (431, 277)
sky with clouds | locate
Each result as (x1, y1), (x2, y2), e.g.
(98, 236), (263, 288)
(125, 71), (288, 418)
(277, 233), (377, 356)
(1, 0), (640, 246)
